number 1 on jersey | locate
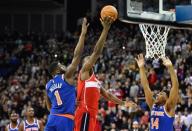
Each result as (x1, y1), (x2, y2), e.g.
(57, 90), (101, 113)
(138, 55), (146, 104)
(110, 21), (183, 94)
(54, 90), (63, 106)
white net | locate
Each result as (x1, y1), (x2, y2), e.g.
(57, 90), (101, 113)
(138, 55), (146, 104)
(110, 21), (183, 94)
(139, 24), (170, 59)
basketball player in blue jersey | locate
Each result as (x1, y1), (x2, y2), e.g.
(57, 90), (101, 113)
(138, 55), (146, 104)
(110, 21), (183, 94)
(135, 54), (179, 131)
(19, 107), (44, 131)
(5, 112), (20, 131)
(44, 17), (92, 131)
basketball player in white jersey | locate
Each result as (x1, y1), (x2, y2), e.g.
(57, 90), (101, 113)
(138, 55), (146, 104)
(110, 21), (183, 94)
(19, 107), (44, 131)
(5, 112), (20, 131)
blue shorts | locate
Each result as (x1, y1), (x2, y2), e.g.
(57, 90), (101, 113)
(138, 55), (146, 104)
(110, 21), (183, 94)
(45, 115), (74, 131)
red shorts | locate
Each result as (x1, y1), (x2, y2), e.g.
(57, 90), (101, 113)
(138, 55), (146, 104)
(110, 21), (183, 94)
(74, 109), (97, 131)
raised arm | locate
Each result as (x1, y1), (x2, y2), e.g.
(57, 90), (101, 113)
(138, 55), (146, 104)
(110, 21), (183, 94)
(163, 57), (179, 115)
(100, 87), (136, 108)
(135, 54), (154, 109)
(101, 87), (124, 105)
(81, 17), (113, 79)
(65, 18), (89, 79)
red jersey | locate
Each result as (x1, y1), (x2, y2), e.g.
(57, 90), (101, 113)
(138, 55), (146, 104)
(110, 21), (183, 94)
(76, 71), (101, 116)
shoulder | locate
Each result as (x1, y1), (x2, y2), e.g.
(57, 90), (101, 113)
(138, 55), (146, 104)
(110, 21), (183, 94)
(19, 121), (25, 127)
(62, 74), (75, 86)
(17, 120), (21, 126)
(46, 79), (54, 90)
(36, 119), (43, 128)
(150, 104), (156, 110)
(80, 68), (93, 81)
(46, 80), (51, 88)
(164, 104), (175, 117)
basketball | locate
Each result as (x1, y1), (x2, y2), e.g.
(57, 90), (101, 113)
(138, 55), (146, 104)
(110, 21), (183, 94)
(100, 5), (118, 21)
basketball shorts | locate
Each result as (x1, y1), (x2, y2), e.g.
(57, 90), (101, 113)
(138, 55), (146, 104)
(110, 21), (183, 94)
(45, 114), (74, 131)
(74, 112), (96, 131)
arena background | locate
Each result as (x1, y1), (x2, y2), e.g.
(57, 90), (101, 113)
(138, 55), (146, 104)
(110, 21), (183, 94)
(0, 0), (192, 130)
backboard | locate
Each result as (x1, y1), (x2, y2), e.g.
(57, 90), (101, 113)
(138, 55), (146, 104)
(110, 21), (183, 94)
(118, 0), (192, 29)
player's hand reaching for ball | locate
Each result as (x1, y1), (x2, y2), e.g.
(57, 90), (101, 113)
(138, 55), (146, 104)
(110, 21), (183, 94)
(135, 54), (145, 68)
(162, 57), (173, 68)
(100, 16), (114, 31)
(81, 18), (89, 35)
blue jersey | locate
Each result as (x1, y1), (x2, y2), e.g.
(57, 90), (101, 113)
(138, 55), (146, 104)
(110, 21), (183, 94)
(24, 119), (39, 131)
(150, 104), (174, 131)
(46, 74), (76, 115)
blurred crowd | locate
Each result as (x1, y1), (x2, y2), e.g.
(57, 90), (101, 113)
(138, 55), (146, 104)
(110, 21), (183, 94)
(0, 18), (192, 131)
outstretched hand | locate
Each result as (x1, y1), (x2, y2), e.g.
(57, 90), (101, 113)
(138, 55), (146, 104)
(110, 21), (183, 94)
(81, 18), (89, 35)
(135, 54), (145, 68)
(100, 16), (114, 30)
(161, 57), (173, 68)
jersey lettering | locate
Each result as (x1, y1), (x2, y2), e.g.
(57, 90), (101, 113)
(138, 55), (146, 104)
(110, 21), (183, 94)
(46, 75), (76, 114)
(26, 128), (38, 131)
(49, 83), (62, 92)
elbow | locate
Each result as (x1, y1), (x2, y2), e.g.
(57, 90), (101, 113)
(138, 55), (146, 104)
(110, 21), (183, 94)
(92, 50), (101, 57)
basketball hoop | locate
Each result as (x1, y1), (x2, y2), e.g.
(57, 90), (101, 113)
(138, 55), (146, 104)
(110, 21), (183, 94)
(139, 24), (170, 59)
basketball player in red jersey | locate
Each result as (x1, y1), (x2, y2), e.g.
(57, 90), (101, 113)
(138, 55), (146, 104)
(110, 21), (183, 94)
(74, 17), (136, 131)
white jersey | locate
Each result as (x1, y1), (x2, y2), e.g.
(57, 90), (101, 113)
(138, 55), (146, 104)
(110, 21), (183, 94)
(24, 118), (39, 131)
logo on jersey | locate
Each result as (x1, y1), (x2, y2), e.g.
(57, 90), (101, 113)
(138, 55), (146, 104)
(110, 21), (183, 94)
(151, 111), (165, 116)
(26, 127), (39, 131)
(49, 83), (62, 92)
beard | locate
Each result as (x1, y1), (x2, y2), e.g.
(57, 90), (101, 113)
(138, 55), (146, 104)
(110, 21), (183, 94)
(11, 120), (17, 123)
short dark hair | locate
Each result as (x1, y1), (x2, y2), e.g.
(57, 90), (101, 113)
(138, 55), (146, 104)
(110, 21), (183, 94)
(9, 110), (16, 117)
(48, 62), (58, 75)
(162, 89), (170, 97)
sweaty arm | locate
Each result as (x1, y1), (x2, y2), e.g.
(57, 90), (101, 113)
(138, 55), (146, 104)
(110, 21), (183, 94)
(100, 87), (124, 105)
(136, 54), (154, 109)
(81, 17), (112, 80)
(65, 18), (88, 81)
(139, 67), (154, 109)
(165, 66), (179, 115)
